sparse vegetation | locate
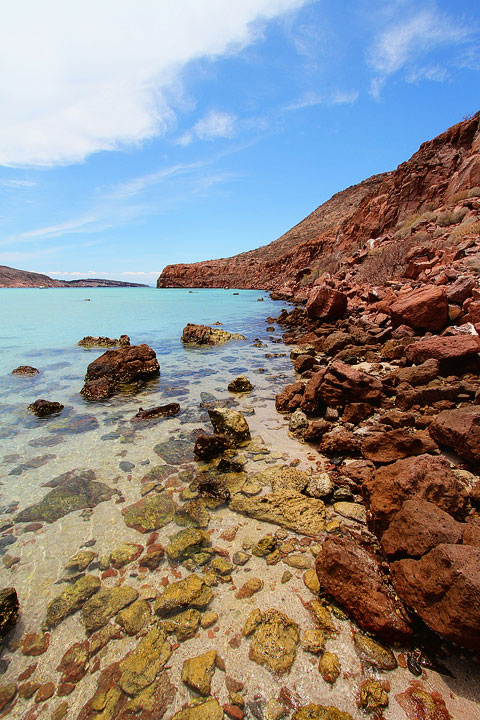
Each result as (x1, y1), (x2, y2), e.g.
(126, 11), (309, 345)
(436, 207), (468, 227)
(356, 238), (417, 285)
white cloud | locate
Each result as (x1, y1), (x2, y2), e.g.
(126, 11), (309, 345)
(0, 179), (36, 188)
(369, 8), (473, 97)
(176, 110), (237, 146)
(283, 88), (358, 111)
(407, 64), (449, 84)
(0, 0), (308, 167)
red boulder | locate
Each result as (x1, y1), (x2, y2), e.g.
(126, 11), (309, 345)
(389, 285), (447, 332)
(405, 333), (480, 365)
(80, 344), (160, 401)
(381, 499), (463, 557)
(429, 405), (480, 462)
(306, 286), (347, 321)
(317, 361), (383, 407)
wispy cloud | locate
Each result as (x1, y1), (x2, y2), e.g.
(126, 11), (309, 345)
(283, 88), (358, 111)
(0, 179), (36, 188)
(0, 1), (309, 167)
(368, 7), (475, 98)
(177, 110), (237, 146)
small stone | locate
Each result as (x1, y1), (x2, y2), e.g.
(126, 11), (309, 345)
(89, 623), (123, 656)
(245, 608), (299, 674)
(110, 542), (143, 568)
(308, 600), (336, 635)
(235, 578), (263, 599)
(122, 493), (177, 533)
(224, 703), (244, 719)
(35, 680), (55, 702)
(210, 556), (233, 576)
(181, 649), (217, 695)
(154, 574), (213, 616)
(18, 681), (41, 699)
(171, 698), (224, 720)
(302, 629), (326, 655)
(65, 550), (96, 572)
(284, 553), (313, 569)
(0, 684), (16, 711)
(168, 609), (201, 641)
(228, 376), (254, 393)
(252, 536), (276, 557)
(265, 698), (286, 720)
(166, 529), (211, 562)
(29, 399), (64, 417)
(358, 679), (389, 713)
(82, 585), (139, 633)
(201, 612), (218, 629)
(233, 551), (250, 566)
(230, 691), (245, 707)
(57, 641), (89, 684)
(21, 632), (49, 656)
(46, 575), (100, 628)
(319, 652), (340, 684)
(353, 633), (397, 670)
(0, 587), (19, 638)
(51, 701), (69, 720)
(12, 365), (39, 375)
(292, 705), (354, 720)
(333, 502), (367, 523)
(303, 568), (320, 594)
(116, 599), (150, 636)
(281, 571), (292, 583)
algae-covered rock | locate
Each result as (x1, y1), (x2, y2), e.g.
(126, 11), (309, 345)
(47, 575), (100, 627)
(153, 438), (195, 464)
(0, 588), (19, 639)
(292, 705), (354, 720)
(65, 550), (96, 572)
(109, 543), (143, 568)
(358, 679), (389, 713)
(118, 624), (171, 696)
(244, 608), (299, 675)
(15, 470), (115, 523)
(175, 499), (210, 528)
(230, 490), (325, 536)
(181, 649), (217, 695)
(164, 609), (201, 641)
(301, 629), (325, 655)
(265, 466), (309, 493)
(252, 535), (276, 557)
(303, 568), (320, 594)
(228, 376), (253, 392)
(122, 493), (177, 533)
(307, 600), (336, 635)
(353, 633), (397, 670)
(166, 529), (210, 562)
(116, 600), (150, 636)
(284, 553), (313, 569)
(210, 556), (233, 576)
(82, 586), (138, 633)
(208, 407), (251, 446)
(319, 651), (340, 684)
(170, 698), (224, 720)
(154, 574), (213, 616)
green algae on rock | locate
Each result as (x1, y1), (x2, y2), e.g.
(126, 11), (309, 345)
(228, 375), (254, 392)
(230, 490), (325, 535)
(358, 679), (389, 713)
(170, 698), (224, 720)
(122, 493), (177, 533)
(116, 600), (150, 636)
(154, 574), (213, 616)
(109, 543), (143, 568)
(208, 407), (251, 446)
(319, 651), (340, 684)
(46, 575), (100, 628)
(165, 528), (211, 562)
(15, 470), (115, 523)
(0, 588), (19, 639)
(118, 625), (172, 696)
(175, 498), (210, 528)
(243, 608), (300, 674)
(301, 629), (326, 655)
(65, 550), (96, 572)
(292, 705), (354, 720)
(163, 608), (201, 641)
(82, 586), (139, 633)
(181, 649), (217, 695)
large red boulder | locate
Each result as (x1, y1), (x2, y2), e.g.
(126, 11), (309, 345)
(389, 285), (447, 332)
(300, 370), (326, 413)
(275, 382), (304, 413)
(391, 544), (480, 651)
(446, 276), (475, 305)
(381, 499), (463, 558)
(315, 535), (412, 643)
(317, 361), (383, 407)
(306, 286), (347, 320)
(429, 405), (480, 462)
(405, 333), (480, 365)
(80, 344), (160, 401)
(361, 429), (437, 464)
(362, 454), (466, 534)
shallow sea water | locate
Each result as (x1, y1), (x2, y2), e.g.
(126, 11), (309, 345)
(0, 288), (479, 719)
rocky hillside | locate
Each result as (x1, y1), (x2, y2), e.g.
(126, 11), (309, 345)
(157, 113), (480, 292)
(0, 265), (147, 288)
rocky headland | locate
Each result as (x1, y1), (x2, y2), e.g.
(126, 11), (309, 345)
(0, 265), (147, 288)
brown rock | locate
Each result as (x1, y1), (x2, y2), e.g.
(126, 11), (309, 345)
(319, 429), (361, 457)
(276, 382), (305, 413)
(21, 632), (49, 656)
(342, 402), (374, 424)
(193, 433), (229, 460)
(361, 429), (437, 464)
(57, 641), (89, 684)
(391, 544), (480, 651)
(181, 323), (245, 345)
(300, 371), (327, 413)
(317, 361), (383, 406)
(385, 358), (439, 387)
(303, 419), (331, 441)
(35, 681), (55, 702)
(363, 454), (466, 534)
(381, 499), (464, 557)
(80, 343), (160, 400)
(315, 535), (412, 643)
(447, 276), (475, 305)
(306, 286), (347, 320)
(389, 285), (448, 332)
(294, 354), (317, 373)
(12, 365), (39, 375)
(28, 399), (64, 417)
(405, 334), (480, 367)
(429, 405), (480, 462)
(132, 403), (180, 420)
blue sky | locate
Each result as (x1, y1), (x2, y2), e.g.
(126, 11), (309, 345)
(0, 0), (479, 284)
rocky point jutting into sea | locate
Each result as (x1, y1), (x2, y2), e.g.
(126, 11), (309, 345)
(0, 114), (480, 719)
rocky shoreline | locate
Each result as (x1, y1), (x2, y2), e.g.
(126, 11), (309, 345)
(0, 296), (479, 719)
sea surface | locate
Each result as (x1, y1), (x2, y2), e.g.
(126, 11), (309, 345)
(0, 288), (479, 719)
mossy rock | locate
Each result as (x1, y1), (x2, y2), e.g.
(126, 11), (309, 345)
(292, 706), (354, 720)
(165, 529), (210, 562)
(82, 586), (138, 633)
(244, 608), (299, 675)
(154, 574), (213, 616)
(118, 624), (171, 696)
(46, 575), (100, 628)
(153, 438), (195, 464)
(122, 494), (177, 533)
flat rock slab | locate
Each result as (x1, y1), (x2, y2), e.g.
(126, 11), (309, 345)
(82, 586), (139, 633)
(170, 699), (224, 720)
(154, 574), (213, 616)
(153, 438), (195, 464)
(46, 576), (101, 628)
(230, 490), (325, 536)
(406, 333), (480, 364)
(15, 471), (115, 523)
(122, 493), (177, 533)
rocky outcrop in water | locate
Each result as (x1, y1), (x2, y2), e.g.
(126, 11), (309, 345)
(80, 343), (160, 400)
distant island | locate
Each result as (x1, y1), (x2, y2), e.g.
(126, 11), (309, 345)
(0, 265), (148, 288)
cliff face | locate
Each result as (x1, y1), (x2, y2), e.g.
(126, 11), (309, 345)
(0, 266), (147, 288)
(157, 114), (480, 291)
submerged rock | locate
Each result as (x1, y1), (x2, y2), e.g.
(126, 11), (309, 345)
(230, 490), (325, 536)
(80, 343), (160, 400)
(171, 699), (224, 720)
(181, 323), (245, 345)
(358, 680), (389, 714)
(82, 586), (139, 633)
(132, 403), (180, 420)
(292, 705), (354, 720)
(181, 649), (217, 695)
(0, 588), (19, 639)
(154, 437), (195, 464)
(208, 407), (251, 446)
(154, 574), (213, 616)
(164, 608), (201, 641)
(12, 365), (39, 375)
(353, 633), (397, 670)
(228, 375), (254, 392)
(78, 335), (130, 347)
(166, 529), (210, 561)
(46, 575), (100, 628)
(28, 399), (64, 417)
(122, 493), (177, 533)
(65, 550), (96, 572)
(117, 624), (171, 696)
(15, 470), (115, 523)
(244, 608), (299, 674)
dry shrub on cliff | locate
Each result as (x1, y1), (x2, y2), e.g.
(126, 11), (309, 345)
(394, 210), (436, 238)
(449, 220), (480, 239)
(299, 252), (343, 286)
(356, 238), (417, 285)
